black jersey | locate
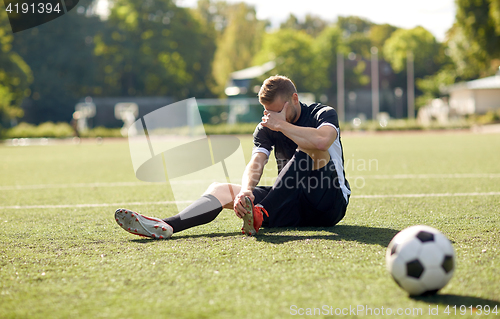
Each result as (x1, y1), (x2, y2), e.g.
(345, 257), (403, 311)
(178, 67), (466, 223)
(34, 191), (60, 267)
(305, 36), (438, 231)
(253, 101), (351, 202)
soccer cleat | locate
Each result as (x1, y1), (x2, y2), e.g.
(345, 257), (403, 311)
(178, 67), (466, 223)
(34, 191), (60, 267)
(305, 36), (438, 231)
(241, 196), (269, 236)
(114, 208), (173, 239)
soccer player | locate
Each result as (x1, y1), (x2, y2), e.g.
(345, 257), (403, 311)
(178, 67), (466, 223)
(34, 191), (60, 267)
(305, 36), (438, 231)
(115, 75), (351, 239)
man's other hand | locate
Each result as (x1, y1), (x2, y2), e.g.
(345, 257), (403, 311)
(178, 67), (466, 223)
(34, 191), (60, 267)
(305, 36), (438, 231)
(233, 190), (254, 218)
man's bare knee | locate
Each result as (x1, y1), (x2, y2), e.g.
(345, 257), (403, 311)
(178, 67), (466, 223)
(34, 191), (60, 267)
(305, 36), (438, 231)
(204, 182), (240, 207)
(206, 182), (222, 194)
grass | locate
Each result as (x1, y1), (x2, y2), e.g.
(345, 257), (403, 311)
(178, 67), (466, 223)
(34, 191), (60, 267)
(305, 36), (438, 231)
(0, 132), (499, 318)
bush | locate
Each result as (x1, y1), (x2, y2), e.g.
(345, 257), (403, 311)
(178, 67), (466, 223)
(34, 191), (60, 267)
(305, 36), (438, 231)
(3, 123), (124, 139)
(473, 110), (500, 124)
(340, 118), (472, 132)
(80, 127), (122, 138)
(204, 123), (257, 135)
(5, 122), (74, 138)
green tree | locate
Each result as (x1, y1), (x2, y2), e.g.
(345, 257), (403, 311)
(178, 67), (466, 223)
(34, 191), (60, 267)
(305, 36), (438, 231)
(445, 23), (490, 80)
(416, 68), (456, 108)
(344, 32), (372, 59)
(211, 2), (267, 95)
(369, 23), (398, 57)
(456, 0), (500, 58)
(383, 26), (442, 79)
(280, 14), (328, 37)
(11, 0), (104, 124)
(195, 0), (231, 36)
(336, 17), (380, 89)
(94, 0), (215, 98)
(0, 10), (32, 126)
(337, 16), (373, 37)
(452, 0), (500, 77)
(253, 29), (323, 94)
(313, 26), (342, 97)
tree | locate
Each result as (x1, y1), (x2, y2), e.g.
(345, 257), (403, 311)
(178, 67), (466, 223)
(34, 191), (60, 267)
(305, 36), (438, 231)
(253, 29), (323, 94)
(337, 16), (373, 37)
(369, 24), (398, 56)
(344, 32), (372, 59)
(383, 26), (442, 79)
(456, 0), (500, 58)
(336, 17), (379, 89)
(11, 0), (105, 124)
(445, 23), (490, 80)
(416, 68), (456, 108)
(0, 10), (33, 126)
(195, 0), (232, 36)
(211, 2), (267, 95)
(280, 14), (328, 38)
(94, 0), (215, 99)
(314, 26), (342, 96)
(452, 0), (500, 77)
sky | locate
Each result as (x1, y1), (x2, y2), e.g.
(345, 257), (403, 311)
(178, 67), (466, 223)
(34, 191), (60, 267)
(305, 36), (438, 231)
(176, 0), (457, 41)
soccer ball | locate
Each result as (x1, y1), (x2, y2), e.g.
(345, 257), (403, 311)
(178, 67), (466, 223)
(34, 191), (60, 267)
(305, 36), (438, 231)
(386, 225), (455, 296)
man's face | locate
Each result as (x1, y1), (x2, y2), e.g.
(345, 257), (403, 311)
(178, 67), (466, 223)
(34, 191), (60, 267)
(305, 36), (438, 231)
(262, 95), (298, 123)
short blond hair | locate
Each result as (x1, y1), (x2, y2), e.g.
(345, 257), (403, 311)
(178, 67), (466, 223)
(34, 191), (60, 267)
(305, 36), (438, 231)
(258, 75), (297, 104)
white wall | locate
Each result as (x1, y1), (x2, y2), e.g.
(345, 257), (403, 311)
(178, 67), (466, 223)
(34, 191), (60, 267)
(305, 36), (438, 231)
(474, 89), (500, 113)
(449, 89), (475, 115)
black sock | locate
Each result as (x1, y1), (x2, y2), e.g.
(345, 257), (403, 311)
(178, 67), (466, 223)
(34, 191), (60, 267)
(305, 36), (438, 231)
(163, 194), (223, 233)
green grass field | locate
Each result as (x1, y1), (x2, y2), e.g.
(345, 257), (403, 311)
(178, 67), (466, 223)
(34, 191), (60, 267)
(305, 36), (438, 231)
(0, 132), (499, 319)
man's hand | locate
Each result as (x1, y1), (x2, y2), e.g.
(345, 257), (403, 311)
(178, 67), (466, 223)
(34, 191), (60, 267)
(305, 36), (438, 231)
(233, 189), (255, 218)
(261, 101), (289, 131)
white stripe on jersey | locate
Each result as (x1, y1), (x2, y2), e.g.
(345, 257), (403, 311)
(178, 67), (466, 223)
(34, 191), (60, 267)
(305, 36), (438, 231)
(252, 146), (271, 157)
(317, 122), (351, 203)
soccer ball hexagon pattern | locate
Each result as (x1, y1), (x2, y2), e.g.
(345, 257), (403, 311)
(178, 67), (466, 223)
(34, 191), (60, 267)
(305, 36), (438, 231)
(386, 225), (455, 296)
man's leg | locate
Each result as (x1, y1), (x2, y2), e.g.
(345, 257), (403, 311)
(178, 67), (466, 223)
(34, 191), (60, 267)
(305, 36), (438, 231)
(115, 183), (240, 239)
(299, 161), (348, 227)
(258, 149), (331, 227)
(162, 183), (240, 233)
(258, 150), (326, 214)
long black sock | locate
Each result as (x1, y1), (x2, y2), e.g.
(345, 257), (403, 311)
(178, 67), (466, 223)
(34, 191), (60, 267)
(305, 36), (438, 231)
(163, 194), (223, 233)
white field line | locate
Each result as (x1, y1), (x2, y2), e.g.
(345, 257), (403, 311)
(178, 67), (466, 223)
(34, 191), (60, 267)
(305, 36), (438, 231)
(0, 182), (147, 190)
(351, 192), (500, 199)
(348, 173), (500, 179)
(1, 174), (499, 191)
(0, 201), (192, 210)
(1, 192), (500, 210)
(0, 180), (220, 191)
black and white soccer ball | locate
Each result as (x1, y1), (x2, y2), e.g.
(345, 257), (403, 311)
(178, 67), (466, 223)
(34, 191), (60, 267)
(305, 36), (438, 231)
(386, 225), (455, 296)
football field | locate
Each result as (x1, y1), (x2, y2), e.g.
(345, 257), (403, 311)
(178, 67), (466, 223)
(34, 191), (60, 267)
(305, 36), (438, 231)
(0, 131), (499, 318)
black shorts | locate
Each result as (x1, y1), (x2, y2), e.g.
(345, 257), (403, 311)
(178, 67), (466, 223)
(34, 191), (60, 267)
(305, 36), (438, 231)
(252, 160), (348, 228)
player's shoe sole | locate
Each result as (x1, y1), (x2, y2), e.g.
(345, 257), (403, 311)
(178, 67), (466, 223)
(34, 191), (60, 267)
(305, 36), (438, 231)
(241, 197), (268, 236)
(241, 196), (256, 236)
(115, 208), (173, 239)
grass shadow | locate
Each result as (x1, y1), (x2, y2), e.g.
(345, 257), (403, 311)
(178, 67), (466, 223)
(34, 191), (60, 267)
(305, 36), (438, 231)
(412, 294), (500, 308)
(129, 231), (243, 243)
(256, 224), (399, 246)
(127, 225), (399, 246)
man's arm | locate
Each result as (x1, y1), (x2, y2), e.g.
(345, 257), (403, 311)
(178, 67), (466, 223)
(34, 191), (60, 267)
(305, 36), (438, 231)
(279, 123), (337, 152)
(233, 152), (268, 218)
(262, 102), (337, 151)
(241, 152), (268, 193)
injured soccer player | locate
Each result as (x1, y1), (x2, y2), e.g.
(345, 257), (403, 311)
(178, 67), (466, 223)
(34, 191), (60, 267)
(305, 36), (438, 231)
(114, 75), (351, 239)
